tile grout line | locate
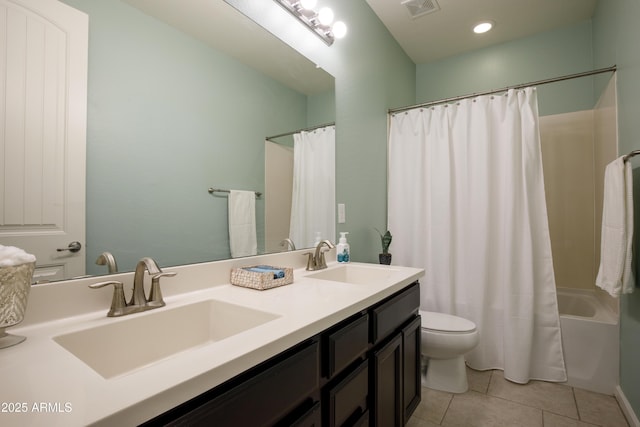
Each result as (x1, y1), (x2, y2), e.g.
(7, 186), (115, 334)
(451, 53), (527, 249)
(571, 385), (583, 422)
(438, 390), (455, 425)
(484, 370), (585, 422)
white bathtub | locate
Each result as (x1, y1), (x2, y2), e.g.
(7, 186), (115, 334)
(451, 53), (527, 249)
(556, 288), (619, 394)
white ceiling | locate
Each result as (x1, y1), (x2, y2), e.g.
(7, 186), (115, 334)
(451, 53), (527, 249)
(365, 0), (598, 64)
(121, 0), (598, 95)
(122, 0), (334, 96)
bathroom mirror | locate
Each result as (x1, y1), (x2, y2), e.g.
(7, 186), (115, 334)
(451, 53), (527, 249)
(5, 0), (335, 281)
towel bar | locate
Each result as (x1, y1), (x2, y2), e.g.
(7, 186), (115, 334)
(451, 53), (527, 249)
(208, 188), (262, 198)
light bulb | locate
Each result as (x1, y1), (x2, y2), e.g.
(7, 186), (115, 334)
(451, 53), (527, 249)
(332, 21), (347, 39)
(299, 0), (316, 10)
(473, 21), (493, 34)
(318, 7), (334, 26)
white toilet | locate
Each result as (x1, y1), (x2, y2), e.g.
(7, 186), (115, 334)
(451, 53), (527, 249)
(420, 310), (479, 393)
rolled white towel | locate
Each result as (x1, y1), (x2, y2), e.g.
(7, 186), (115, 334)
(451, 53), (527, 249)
(0, 245), (36, 267)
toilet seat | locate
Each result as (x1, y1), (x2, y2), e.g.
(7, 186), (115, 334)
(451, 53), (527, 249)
(420, 310), (476, 333)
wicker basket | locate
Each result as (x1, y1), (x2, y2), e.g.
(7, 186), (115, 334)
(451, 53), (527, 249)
(0, 261), (35, 348)
(231, 265), (293, 291)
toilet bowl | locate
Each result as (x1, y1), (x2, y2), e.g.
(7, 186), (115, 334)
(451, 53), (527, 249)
(420, 310), (479, 393)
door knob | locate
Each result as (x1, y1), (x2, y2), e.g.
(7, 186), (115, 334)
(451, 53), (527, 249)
(57, 241), (82, 253)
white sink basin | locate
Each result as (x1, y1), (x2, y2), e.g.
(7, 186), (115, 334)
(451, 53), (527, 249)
(306, 264), (399, 285)
(54, 300), (280, 379)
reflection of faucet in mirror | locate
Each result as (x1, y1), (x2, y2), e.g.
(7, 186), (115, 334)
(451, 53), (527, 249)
(304, 240), (336, 271)
(89, 257), (176, 317)
(280, 238), (296, 251)
(95, 252), (118, 274)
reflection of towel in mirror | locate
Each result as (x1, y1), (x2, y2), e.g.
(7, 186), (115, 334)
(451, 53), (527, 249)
(596, 157), (635, 296)
(228, 190), (257, 258)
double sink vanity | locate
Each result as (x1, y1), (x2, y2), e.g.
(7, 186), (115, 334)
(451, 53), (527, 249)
(0, 250), (424, 426)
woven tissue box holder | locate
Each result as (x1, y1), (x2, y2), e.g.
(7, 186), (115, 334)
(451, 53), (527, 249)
(231, 265), (293, 290)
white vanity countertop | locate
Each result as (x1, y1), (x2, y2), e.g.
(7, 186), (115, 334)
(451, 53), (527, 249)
(0, 260), (423, 426)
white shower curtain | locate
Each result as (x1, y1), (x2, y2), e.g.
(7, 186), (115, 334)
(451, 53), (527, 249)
(388, 88), (566, 383)
(289, 126), (335, 248)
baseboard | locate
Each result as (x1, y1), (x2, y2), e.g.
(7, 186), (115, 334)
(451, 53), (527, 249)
(615, 385), (640, 427)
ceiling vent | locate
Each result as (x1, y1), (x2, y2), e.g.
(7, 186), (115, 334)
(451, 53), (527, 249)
(401, 0), (440, 19)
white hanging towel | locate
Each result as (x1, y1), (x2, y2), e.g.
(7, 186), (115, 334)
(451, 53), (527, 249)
(596, 157), (635, 296)
(228, 190), (257, 258)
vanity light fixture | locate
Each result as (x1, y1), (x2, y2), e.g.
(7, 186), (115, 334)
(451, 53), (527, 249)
(473, 20), (494, 34)
(274, 0), (347, 45)
(299, 0), (317, 9)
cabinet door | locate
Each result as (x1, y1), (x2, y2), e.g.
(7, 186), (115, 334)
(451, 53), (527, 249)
(371, 334), (403, 427)
(402, 316), (421, 423)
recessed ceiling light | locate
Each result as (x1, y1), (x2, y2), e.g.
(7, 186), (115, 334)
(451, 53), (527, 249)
(473, 21), (494, 34)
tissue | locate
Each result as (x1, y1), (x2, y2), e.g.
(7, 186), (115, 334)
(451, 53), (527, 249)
(0, 245), (36, 267)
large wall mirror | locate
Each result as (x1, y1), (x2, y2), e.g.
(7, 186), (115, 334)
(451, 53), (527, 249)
(1, 0), (335, 281)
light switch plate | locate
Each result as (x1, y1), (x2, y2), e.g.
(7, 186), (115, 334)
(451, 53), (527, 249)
(338, 203), (346, 223)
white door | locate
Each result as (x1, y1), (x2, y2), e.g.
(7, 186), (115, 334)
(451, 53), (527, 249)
(0, 0), (88, 282)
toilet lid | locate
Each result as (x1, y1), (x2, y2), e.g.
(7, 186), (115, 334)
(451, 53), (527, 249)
(420, 310), (476, 333)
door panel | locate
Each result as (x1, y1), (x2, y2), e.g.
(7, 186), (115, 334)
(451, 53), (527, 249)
(0, 0), (88, 281)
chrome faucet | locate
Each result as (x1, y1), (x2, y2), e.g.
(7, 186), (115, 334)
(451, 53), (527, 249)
(304, 239), (335, 271)
(95, 252), (118, 274)
(280, 238), (296, 251)
(89, 257), (176, 317)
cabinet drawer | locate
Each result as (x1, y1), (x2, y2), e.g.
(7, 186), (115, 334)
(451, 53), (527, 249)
(325, 313), (369, 378)
(169, 340), (319, 426)
(288, 401), (321, 427)
(352, 409), (369, 427)
(325, 359), (369, 427)
(371, 282), (419, 344)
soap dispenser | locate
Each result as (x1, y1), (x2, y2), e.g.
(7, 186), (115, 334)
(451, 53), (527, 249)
(336, 232), (350, 263)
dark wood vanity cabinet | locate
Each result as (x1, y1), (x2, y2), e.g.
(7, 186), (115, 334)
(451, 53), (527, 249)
(142, 281), (421, 427)
(370, 283), (421, 427)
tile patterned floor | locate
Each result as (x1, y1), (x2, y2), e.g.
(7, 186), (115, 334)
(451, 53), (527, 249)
(408, 368), (629, 427)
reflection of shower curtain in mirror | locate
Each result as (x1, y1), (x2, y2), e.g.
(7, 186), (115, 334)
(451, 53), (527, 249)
(289, 126), (336, 248)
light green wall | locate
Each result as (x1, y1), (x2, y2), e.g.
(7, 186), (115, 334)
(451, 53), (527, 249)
(330, 0), (416, 261)
(415, 20), (595, 116)
(61, 0), (329, 273)
(307, 90), (336, 127)
(593, 0), (640, 418)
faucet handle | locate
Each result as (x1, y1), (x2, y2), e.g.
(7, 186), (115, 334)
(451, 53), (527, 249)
(148, 272), (177, 307)
(89, 280), (126, 317)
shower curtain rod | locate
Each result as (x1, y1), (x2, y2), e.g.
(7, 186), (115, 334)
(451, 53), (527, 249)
(266, 122), (335, 141)
(388, 65), (617, 114)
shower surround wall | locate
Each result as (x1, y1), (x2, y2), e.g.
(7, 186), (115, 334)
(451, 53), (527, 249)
(540, 76), (617, 293)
